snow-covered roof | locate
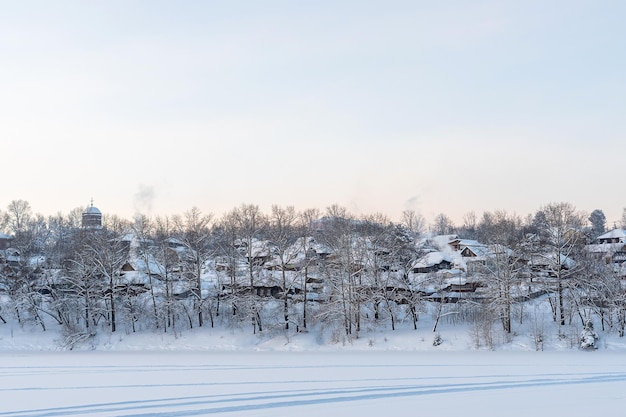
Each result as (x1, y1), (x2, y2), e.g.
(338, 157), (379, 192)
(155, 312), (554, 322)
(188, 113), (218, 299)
(84, 206), (101, 215)
(166, 238), (186, 247)
(137, 257), (165, 275)
(28, 255), (46, 268)
(530, 253), (577, 270)
(286, 237), (332, 258)
(412, 251), (453, 269)
(118, 232), (153, 247)
(451, 238), (480, 247)
(586, 243), (625, 254)
(124, 255), (165, 276)
(265, 237), (310, 268)
(7, 253), (20, 263)
(118, 270), (151, 285)
(597, 229), (626, 242)
(236, 239), (276, 258)
(461, 244), (491, 258)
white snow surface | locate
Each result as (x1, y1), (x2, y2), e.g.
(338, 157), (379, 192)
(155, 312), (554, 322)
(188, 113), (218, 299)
(2, 312), (626, 416)
(1, 349), (625, 416)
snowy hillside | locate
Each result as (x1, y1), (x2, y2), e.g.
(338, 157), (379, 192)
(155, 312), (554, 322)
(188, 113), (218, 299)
(2, 295), (626, 353)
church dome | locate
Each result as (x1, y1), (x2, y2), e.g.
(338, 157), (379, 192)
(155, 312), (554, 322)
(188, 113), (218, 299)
(85, 205), (102, 215)
(82, 200), (103, 229)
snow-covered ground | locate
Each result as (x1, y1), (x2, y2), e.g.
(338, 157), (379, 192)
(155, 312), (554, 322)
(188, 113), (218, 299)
(3, 297), (626, 416)
(2, 350), (625, 416)
(0, 316), (626, 416)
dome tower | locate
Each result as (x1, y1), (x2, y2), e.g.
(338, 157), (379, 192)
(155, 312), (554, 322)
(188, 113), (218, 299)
(82, 199), (102, 229)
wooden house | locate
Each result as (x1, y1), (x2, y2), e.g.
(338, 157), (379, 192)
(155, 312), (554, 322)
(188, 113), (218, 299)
(411, 252), (453, 274)
(587, 229), (626, 265)
(0, 233), (13, 251)
(597, 229), (626, 244)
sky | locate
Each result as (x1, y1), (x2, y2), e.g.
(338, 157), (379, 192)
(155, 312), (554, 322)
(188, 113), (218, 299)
(1, 1), (625, 226)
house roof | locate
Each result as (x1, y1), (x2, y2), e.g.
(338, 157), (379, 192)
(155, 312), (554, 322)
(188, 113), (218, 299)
(412, 251), (453, 269)
(449, 238), (503, 259)
(124, 255), (165, 275)
(586, 243), (626, 254)
(598, 229), (626, 241)
(461, 244), (491, 258)
(119, 271), (151, 285)
(265, 236), (334, 268)
(166, 237), (185, 247)
(489, 244), (514, 257)
(450, 239), (480, 247)
(530, 253), (577, 269)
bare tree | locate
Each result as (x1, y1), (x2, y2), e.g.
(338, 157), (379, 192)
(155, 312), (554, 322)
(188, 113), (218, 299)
(431, 213), (455, 235)
(175, 207), (213, 328)
(215, 211), (244, 319)
(0, 208), (7, 233)
(401, 210), (426, 238)
(4, 200), (32, 236)
(385, 223), (421, 330)
(365, 218), (420, 331)
(534, 202), (586, 326)
(296, 208), (320, 331)
(477, 210), (523, 246)
(62, 231), (108, 333)
(572, 248), (622, 333)
(459, 211), (478, 239)
(267, 205), (299, 330)
(102, 214), (131, 235)
(478, 211), (526, 333)
(358, 213), (396, 328)
(132, 214), (162, 330)
(84, 230), (126, 332)
(317, 206), (361, 338)
(229, 204), (267, 333)
(152, 215), (184, 331)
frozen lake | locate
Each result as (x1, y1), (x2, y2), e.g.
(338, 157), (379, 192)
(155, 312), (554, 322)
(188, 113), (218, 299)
(1, 351), (625, 416)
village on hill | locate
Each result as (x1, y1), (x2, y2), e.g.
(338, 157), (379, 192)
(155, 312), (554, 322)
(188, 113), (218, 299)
(1, 200), (626, 350)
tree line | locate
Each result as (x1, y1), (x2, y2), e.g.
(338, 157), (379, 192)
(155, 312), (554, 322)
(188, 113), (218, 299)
(1, 200), (626, 349)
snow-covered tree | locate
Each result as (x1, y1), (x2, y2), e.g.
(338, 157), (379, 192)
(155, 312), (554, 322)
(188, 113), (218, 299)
(534, 202), (586, 326)
(295, 208), (320, 331)
(588, 209), (606, 238)
(267, 205), (299, 331)
(229, 203), (267, 333)
(580, 319), (598, 350)
(174, 207), (213, 328)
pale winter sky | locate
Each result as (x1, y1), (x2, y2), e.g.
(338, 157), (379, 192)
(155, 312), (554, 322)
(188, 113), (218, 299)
(1, 1), (624, 226)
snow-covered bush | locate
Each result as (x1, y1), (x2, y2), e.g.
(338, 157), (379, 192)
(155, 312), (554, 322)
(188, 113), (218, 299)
(580, 320), (598, 351)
